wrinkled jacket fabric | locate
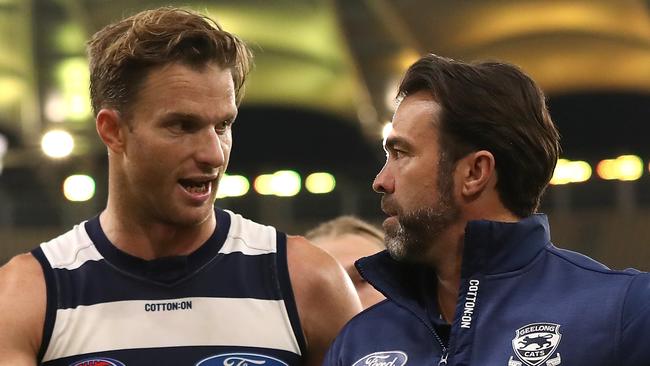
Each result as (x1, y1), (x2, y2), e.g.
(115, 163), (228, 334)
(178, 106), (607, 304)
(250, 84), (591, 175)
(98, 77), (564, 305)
(324, 214), (650, 366)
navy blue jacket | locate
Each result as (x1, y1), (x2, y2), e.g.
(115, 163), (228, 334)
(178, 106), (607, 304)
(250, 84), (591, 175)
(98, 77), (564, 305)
(324, 215), (650, 366)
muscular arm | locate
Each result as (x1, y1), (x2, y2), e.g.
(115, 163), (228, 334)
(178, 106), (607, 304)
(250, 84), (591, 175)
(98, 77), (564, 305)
(0, 253), (45, 365)
(287, 236), (362, 366)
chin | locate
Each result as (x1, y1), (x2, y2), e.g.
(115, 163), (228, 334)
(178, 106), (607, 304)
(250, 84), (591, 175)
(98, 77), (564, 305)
(170, 206), (214, 227)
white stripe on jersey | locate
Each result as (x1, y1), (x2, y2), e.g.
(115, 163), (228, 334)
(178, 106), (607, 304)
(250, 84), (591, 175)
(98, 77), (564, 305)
(220, 210), (278, 255)
(40, 222), (103, 270)
(42, 296), (302, 361)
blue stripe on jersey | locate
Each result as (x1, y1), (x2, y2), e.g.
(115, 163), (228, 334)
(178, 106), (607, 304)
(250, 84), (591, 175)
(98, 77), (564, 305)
(275, 231), (307, 356)
(32, 248), (57, 362)
(40, 345), (302, 366)
(51, 251), (281, 309)
(85, 208), (231, 285)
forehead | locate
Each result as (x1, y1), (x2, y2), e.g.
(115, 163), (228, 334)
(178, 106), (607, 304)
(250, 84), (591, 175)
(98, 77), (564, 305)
(388, 91), (441, 144)
(134, 62), (237, 118)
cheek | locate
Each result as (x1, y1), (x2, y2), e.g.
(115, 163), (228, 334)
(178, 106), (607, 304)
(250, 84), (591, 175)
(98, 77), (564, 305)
(221, 134), (233, 159)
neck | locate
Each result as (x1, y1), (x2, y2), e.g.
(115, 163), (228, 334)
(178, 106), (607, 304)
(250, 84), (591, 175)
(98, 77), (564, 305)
(430, 208), (520, 323)
(100, 199), (216, 260)
(424, 223), (465, 324)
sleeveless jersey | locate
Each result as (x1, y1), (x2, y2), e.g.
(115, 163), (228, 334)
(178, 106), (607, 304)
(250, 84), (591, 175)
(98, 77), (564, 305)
(31, 208), (306, 366)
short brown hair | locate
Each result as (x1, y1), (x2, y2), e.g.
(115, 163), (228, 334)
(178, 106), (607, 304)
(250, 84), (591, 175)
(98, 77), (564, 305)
(398, 54), (560, 217)
(305, 216), (384, 248)
(87, 7), (253, 117)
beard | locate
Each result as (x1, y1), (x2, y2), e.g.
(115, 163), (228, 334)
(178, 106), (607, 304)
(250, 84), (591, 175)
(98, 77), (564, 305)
(383, 158), (460, 262)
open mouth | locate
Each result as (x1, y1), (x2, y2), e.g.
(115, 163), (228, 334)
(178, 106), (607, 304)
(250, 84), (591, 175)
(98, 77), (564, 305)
(179, 178), (213, 195)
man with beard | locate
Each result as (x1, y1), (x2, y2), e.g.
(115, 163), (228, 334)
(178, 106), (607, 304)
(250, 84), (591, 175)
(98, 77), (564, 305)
(324, 54), (650, 366)
(0, 7), (360, 366)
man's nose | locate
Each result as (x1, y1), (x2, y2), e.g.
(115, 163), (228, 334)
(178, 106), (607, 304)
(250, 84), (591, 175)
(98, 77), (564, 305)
(196, 128), (225, 168)
(372, 164), (393, 194)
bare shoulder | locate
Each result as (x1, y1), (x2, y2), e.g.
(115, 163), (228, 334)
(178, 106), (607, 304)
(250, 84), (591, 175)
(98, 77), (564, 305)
(286, 235), (362, 366)
(0, 253), (45, 364)
(286, 235), (360, 306)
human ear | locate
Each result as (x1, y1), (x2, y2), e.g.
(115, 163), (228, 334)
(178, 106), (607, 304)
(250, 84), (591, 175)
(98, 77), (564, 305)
(460, 150), (495, 197)
(96, 109), (126, 154)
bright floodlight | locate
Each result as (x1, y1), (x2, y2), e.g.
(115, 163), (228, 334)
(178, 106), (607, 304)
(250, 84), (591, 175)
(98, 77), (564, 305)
(216, 174), (250, 198)
(596, 159), (617, 180)
(254, 171), (302, 197)
(597, 155), (643, 181)
(41, 130), (74, 158)
(271, 170), (301, 197)
(616, 155), (643, 181)
(254, 174), (274, 195)
(305, 172), (336, 194)
(550, 159), (592, 185)
(63, 174), (95, 202)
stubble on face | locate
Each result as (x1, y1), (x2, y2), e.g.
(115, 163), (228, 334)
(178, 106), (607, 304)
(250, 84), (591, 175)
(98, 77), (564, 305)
(383, 153), (460, 262)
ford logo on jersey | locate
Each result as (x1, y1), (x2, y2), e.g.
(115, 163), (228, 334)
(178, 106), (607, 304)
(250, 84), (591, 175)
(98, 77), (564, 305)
(352, 351), (408, 366)
(70, 358), (125, 366)
(195, 353), (289, 366)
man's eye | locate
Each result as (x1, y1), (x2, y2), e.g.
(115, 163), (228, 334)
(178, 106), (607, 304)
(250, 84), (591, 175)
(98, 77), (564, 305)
(390, 149), (404, 159)
(215, 120), (234, 132)
(170, 120), (196, 132)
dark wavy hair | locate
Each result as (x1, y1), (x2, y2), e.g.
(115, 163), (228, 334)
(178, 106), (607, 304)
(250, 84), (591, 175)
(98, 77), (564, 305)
(398, 54), (561, 217)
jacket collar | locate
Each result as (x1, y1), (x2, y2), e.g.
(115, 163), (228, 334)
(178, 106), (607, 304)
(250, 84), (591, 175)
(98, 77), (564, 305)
(357, 214), (551, 314)
(461, 213), (550, 277)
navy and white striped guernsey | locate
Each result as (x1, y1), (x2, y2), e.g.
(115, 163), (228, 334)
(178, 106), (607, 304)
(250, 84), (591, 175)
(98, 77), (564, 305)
(31, 208), (306, 366)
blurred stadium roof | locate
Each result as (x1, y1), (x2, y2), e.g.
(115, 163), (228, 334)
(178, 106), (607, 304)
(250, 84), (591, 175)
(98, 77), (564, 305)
(0, 0), (648, 167)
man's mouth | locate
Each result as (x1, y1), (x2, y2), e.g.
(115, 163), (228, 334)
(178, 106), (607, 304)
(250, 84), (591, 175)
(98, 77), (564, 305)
(381, 199), (399, 217)
(179, 178), (214, 195)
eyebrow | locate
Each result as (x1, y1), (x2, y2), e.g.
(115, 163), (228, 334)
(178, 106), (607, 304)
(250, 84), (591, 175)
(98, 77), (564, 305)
(384, 135), (411, 151)
(160, 111), (237, 124)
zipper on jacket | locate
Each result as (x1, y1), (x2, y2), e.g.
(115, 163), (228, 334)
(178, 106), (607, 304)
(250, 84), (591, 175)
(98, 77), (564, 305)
(431, 327), (448, 365)
(438, 350), (449, 365)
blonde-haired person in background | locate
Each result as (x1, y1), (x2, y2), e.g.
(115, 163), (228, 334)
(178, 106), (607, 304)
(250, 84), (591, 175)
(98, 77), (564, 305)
(306, 216), (386, 309)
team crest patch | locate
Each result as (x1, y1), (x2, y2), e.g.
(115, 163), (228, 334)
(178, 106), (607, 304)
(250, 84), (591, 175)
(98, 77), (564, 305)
(510, 323), (562, 366)
(352, 351), (408, 366)
(70, 358), (125, 366)
(195, 352), (289, 366)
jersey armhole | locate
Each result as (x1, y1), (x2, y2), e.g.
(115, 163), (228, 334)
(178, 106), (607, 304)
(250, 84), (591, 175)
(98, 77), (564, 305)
(275, 231), (308, 356)
(30, 247), (57, 363)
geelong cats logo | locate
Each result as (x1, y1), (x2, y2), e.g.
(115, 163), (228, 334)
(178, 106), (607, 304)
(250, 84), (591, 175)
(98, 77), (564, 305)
(511, 323), (562, 366)
(195, 353), (289, 366)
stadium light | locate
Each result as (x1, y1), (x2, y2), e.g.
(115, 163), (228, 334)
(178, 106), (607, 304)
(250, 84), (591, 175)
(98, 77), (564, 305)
(270, 170), (301, 197)
(63, 174), (95, 202)
(254, 170), (301, 197)
(254, 174), (274, 195)
(550, 159), (592, 185)
(305, 172), (336, 194)
(596, 155), (643, 181)
(216, 174), (250, 198)
(41, 129), (74, 158)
